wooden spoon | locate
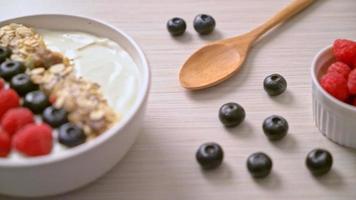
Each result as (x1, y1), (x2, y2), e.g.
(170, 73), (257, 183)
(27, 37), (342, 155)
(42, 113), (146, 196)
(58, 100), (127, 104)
(179, 0), (315, 90)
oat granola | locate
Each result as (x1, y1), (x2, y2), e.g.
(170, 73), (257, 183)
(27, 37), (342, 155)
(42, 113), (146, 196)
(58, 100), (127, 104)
(0, 23), (118, 137)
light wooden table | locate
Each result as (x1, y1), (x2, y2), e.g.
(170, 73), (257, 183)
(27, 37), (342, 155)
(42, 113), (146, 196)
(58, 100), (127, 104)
(1, 0), (356, 199)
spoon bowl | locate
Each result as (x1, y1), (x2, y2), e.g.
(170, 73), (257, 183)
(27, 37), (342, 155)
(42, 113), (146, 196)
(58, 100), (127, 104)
(180, 43), (243, 89)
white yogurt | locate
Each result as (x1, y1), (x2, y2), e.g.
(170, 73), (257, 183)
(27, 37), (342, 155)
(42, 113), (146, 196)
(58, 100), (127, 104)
(37, 29), (141, 115)
(6, 29), (141, 160)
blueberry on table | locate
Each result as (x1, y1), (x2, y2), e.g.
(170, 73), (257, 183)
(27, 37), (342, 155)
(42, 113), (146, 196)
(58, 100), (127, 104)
(42, 106), (68, 128)
(10, 73), (38, 96)
(247, 152), (273, 178)
(167, 17), (186, 36)
(219, 102), (245, 127)
(262, 115), (288, 140)
(263, 74), (287, 96)
(58, 123), (87, 148)
(0, 46), (12, 63)
(196, 142), (224, 169)
(306, 148), (333, 176)
(193, 14), (216, 35)
(0, 60), (25, 81)
(23, 90), (50, 114)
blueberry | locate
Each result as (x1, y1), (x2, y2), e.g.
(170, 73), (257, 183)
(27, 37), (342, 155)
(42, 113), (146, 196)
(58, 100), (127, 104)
(263, 74), (287, 96)
(0, 46), (12, 63)
(196, 142), (224, 169)
(193, 14), (216, 35)
(0, 60), (26, 81)
(219, 102), (245, 127)
(306, 148), (333, 176)
(263, 115), (288, 140)
(10, 73), (38, 96)
(167, 17), (186, 36)
(58, 123), (86, 147)
(247, 152), (273, 178)
(42, 106), (68, 128)
(23, 90), (50, 114)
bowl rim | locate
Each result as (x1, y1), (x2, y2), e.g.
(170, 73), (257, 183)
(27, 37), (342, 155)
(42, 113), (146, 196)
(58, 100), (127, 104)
(311, 45), (356, 112)
(0, 14), (151, 167)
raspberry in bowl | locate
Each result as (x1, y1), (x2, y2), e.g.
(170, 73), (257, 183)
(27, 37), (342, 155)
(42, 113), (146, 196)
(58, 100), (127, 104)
(311, 39), (356, 149)
(0, 14), (150, 197)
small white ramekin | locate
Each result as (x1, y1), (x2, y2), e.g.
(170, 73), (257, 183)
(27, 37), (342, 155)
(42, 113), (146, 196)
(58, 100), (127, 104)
(0, 14), (150, 197)
(311, 45), (356, 149)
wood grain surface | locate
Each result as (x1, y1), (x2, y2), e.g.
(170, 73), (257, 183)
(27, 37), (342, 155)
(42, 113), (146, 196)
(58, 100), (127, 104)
(0, 0), (356, 199)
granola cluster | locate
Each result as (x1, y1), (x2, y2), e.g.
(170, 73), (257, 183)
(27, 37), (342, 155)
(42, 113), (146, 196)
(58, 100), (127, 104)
(0, 23), (118, 137)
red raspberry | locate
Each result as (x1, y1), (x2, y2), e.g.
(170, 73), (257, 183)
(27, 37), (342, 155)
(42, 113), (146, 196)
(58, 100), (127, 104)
(320, 72), (349, 101)
(1, 108), (35, 137)
(327, 62), (351, 79)
(352, 98), (356, 106)
(13, 124), (53, 157)
(333, 39), (356, 68)
(49, 95), (56, 104)
(0, 89), (20, 120)
(348, 69), (356, 95)
(0, 130), (11, 157)
(0, 79), (4, 90)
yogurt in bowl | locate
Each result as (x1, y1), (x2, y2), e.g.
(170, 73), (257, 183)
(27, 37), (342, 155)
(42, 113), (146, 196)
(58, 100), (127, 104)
(0, 14), (150, 197)
(38, 29), (142, 115)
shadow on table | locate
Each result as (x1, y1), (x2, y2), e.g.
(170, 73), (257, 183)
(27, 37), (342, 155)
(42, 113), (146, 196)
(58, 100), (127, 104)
(311, 169), (345, 190)
(224, 121), (256, 140)
(201, 162), (235, 185)
(252, 171), (282, 190)
(269, 133), (298, 152)
(198, 29), (224, 42)
(170, 31), (193, 43)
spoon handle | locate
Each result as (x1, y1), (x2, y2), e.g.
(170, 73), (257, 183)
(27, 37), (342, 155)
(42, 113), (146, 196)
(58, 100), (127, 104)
(247, 0), (315, 41)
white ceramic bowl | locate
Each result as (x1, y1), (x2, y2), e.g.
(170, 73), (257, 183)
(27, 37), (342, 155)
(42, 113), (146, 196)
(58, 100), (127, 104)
(311, 45), (356, 149)
(0, 14), (150, 197)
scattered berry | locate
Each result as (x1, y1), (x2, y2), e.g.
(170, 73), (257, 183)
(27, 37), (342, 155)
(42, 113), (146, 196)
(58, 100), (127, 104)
(0, 60), (25, 81)
(0, 130), (11, 157)
(247, 152), (273, 178)
(196, 142), (224, 169)
(306, 148), (333, 176)
(193, 14), (216, 35)
(263, 74), (287, 96)
(320, 72), (349, 101)
(0, 46), (12, 64)
(23, 90), (50, 114)
(58, 123), (86, 148)
(263, 115), (289, 141)
(327, 61), (351, 79)
(42, 106), (68, 128)
(1, 108), (35, 137)
(13, 124), (53, 157)
(0, 89), (20, 120)
(10, 73), (38, 96)
(167, 17), (187, 36)
(333, 39), (356, 68)
(347, 69), (356, 95)
(219, 102), (245, 127)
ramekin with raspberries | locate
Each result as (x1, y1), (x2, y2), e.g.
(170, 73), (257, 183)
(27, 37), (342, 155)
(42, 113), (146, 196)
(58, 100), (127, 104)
(312, 38), (356, 149)
(320, 39), (356, 105)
